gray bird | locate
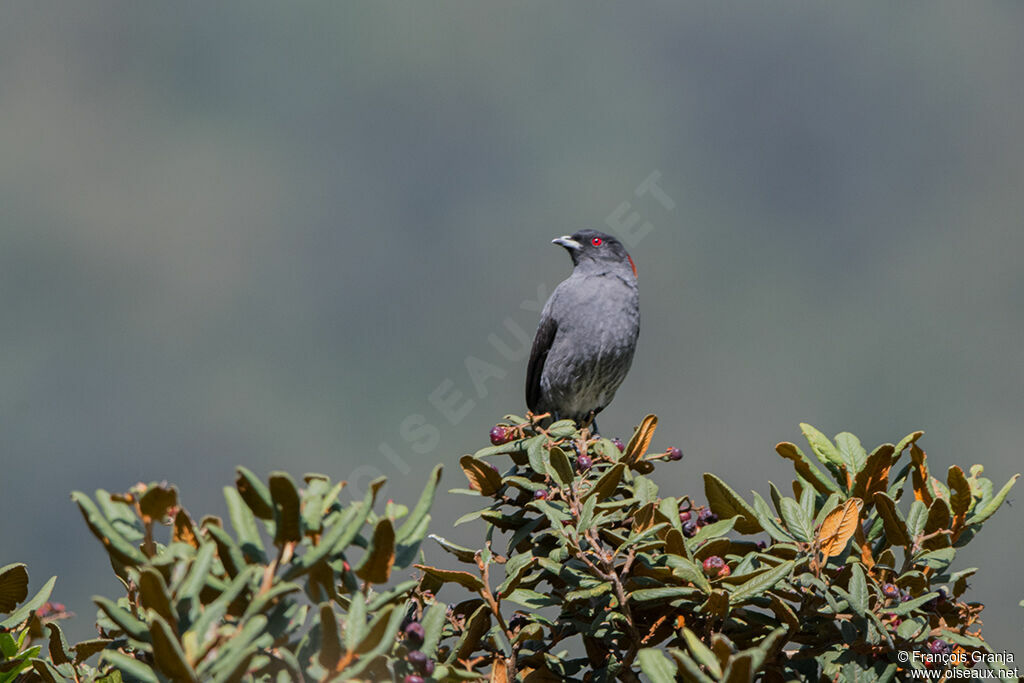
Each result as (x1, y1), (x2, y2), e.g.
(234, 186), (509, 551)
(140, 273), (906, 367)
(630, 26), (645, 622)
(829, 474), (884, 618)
(525, 229), (640, 429)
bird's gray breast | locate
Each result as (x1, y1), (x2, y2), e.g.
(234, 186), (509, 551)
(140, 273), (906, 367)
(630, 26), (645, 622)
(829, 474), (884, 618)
(539, 273), (639, 419)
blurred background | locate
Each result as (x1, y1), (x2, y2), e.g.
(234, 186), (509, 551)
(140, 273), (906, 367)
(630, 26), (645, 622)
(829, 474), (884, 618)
(2, 3), (1022, 646)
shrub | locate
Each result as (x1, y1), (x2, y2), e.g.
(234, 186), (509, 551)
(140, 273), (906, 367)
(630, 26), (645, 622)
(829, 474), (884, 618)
(0, 416), (1017, 681)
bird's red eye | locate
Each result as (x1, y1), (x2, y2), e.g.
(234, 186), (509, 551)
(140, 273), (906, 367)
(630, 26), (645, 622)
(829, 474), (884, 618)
(591, 237), (603, 246)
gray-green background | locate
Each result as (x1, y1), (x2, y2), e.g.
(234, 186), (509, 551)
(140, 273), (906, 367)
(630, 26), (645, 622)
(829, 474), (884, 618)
(2, 3), (1022, 647)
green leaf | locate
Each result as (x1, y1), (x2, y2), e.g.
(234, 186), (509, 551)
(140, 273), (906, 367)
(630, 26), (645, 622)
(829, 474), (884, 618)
(92, 596), (150, 642)
(396, 464), (443, 543)
(847, 564), (868, 617)
(703, 473), (761, 534)
(101, 651), (158, 683)
(177, 541), (217, 604)
(224, 487), (266, 562)
(905, 500), (928, 539)
(71, 492), (148, 566)
(836, 432), (868, 473)
(584, 463), (625, 503)
(967, 473), (1019, 525)
(888, 591), (939, 616)
(722, 653), (753, 683)
(914, 547), (955, 571)
(420, 601), (448, 656)
(547, 446), (574, 487)
(206, 614), (269, 682)
(504, 589), (558, 609)
(680, 628), (722, 678)
(800, 423), (843, 468)
(778, 498), (813, 543)
(148, 612), (197, 681)
(527, 436), (549, 476)
(344, 593), (366, 653)
(776, 442), (841, 494)
(630, 587), (702, 603)
(728, 561), (795, 605)
(0, 575), (56, 630)
(429, 534), (477, 563)
(637, 648), (677, 683)
(0, 564), (29, 613)
(750, 492), (794, 543)
(138, 568), (176, 629)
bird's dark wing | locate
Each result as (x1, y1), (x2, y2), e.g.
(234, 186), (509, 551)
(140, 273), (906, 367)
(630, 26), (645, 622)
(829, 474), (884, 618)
(525, 315), (558, 413)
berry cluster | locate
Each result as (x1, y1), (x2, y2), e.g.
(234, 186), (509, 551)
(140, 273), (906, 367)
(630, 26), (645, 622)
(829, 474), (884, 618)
(679, 506), (718, 538)
(701, 555), (730, 578)
(402, 622), (435, 682)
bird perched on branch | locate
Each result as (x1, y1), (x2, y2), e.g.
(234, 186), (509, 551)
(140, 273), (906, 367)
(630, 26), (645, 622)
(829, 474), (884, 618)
(525, 229), (640, 430)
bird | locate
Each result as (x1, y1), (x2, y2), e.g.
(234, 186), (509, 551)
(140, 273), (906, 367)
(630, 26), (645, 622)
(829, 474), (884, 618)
(525, 229), (640, 431)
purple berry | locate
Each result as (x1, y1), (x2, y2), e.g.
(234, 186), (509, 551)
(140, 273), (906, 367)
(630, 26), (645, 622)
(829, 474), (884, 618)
(682, 520), (698, 538)
(404, 677), (424, 683)
(882, 583), (899, 600)
(699, 509), (718, 524)
(404, 622), (425, 645)
(423, 660), (435, 675)
(612, 438), (625, 452)
(489, 425), (513, 446)
(407, 650), (432, 674)
(533, 489), (548, 500)
(928, 639), (949, 655)
(756, 541), (767, 551)
(666, 446), (683, 461)
(679, 510), (692, 523)
(576, 455), (593, 471)
(900, 589), (911, 602)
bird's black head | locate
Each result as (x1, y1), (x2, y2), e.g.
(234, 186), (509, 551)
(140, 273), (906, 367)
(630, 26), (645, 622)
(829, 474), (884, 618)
(552, 229), (637, 277)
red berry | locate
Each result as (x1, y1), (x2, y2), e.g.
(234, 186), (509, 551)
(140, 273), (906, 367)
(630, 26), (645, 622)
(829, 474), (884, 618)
(679, 510), (692, 523)
(490, 425), (513, 445)
(702, 556), (726, 577)
(666, 446), (683, 461)
(612, 438), (625, 452)
(404, 676), (424, 683)
(533, 489), (548, 500)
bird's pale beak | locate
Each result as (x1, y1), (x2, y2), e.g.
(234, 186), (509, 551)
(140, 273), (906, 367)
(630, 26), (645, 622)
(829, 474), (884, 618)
(552, 236), (582, 251)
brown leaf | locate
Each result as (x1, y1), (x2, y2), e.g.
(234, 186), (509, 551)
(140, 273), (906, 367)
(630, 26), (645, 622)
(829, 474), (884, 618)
(623, 414), (658, 465)
(817, 498), (864, 559)
(414, 564), (485, 592)
(873, 492), (911, 547)
(909, 445), (933, 506)
(947, 465), (971, 536)
(460, 455), (503, 496)
(172, 509), (199, 548)
(852, 445), (896, 502)
(490, 656), (510, 683)
(355, 518), (395, 584)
